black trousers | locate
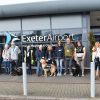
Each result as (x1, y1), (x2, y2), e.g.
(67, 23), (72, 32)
(11, 60), (18, 75)
(27, 63), (32, 75)
(26, 57), (32, 75)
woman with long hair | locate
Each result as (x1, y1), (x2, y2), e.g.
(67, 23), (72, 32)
(74, 41), (86, 76)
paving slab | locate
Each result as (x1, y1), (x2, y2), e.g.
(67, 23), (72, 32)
(0, 74), (100, 99)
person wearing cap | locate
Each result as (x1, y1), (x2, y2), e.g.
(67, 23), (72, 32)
(2, 44), (11, 74)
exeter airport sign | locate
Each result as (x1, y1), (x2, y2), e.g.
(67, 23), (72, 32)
(22, 33), (82, 43)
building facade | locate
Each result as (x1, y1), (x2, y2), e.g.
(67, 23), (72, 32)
(0, 0), (100, 67)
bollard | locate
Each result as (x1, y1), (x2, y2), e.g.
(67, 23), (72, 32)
(90, 62), (95, 98)
(22, 62), (27, 96)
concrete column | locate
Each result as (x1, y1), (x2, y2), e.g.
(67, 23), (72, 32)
(22, 62), (27, 96)
(90, 62), (95, 98)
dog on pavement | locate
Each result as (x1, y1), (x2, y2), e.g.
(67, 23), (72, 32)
(40, 57), (49, 77)
(72, 59), (82, 77)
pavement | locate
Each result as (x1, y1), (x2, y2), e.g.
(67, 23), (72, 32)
(0, 73), (100, 100)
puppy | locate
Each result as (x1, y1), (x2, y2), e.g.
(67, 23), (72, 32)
(50, 59), (56, 76)
(40, 57), (48, 77)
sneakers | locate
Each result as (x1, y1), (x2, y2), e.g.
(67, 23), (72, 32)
(82, 74), (84, 77)
(64, 73), (67, 76)
(57, 73), (62, 76)
(78, 74), (82, 77)
(70, 72), (73, 76)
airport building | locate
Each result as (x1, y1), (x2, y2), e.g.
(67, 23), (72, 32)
(0, 0), (100, 67)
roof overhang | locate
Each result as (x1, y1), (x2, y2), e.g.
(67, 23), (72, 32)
(0, 0), (100, 18)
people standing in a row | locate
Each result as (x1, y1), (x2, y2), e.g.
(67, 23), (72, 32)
(1, 41), (21, 75)
(0, 38), (87, 77)
(34, 38), (86, 77)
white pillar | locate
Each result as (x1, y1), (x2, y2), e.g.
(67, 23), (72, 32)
(90, 62), (95, 98)
(22, 62), (27, 96)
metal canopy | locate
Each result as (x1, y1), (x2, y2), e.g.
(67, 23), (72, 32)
(0, 0), (100, 17)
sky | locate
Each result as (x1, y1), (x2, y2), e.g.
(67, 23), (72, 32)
(0, 0), (56, 5)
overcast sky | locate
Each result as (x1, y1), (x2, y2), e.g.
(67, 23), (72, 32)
(0, 0), (56, 5)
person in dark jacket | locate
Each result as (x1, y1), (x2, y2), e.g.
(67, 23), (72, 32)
(55, 40), (64, 76)
(35, 45), (44, 76)
(26, 45), (32, 75)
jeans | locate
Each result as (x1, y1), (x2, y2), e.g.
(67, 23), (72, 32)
(64, 57), (73, 74)
(3, 61), (11, 74)
(36, 61), (42, 76)
(56, 58), (63, 75)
